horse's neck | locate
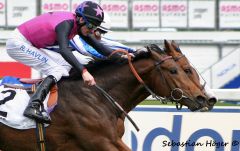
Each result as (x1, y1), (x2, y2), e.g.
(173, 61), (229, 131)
(95, 61), (152, 112)
(59, 60), (152, 113)
(123, 85), (150, 112)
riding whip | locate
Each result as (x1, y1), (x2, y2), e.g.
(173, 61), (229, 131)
(94, 84), (140, 132)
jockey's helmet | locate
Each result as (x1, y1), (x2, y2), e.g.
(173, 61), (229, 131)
(75, 1), (104, 28)
(98, 12), (111, 33)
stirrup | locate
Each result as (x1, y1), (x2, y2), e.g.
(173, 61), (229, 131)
(23, 104), (51, 124)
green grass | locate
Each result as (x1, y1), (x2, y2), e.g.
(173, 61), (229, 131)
(140, 100), (240, 106)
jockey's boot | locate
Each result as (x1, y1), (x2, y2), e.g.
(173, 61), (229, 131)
(23, 75), (56, 124)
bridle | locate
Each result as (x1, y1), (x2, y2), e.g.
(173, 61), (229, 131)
(110, 50), (190, 110)
(172, 54), (206, 91)
(95, 49), (190, 131)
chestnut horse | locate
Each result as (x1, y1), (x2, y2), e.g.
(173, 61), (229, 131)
(0, 44), (214, 151)
(163, 40), (217, 109)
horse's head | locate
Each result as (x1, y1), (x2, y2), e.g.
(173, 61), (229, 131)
(136, 44), (211, 111)
(163, 40), (217, 110)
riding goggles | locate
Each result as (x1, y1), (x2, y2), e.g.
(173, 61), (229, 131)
(82, 15), (97, 30)
(85, 21), (97, 30)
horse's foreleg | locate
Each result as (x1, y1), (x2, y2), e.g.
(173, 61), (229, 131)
(116, 117), (131, 151)
(117, 118), (125, 137)
(117, 138), (132, 151)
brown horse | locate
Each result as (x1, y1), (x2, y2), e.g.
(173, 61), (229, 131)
(163, 40), (217, 110)
(0, 44), (213, 151)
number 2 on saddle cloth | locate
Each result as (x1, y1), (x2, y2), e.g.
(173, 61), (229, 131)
(0, 76), (58, 123)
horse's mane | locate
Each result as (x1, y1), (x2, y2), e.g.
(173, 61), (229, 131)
(146, 44), (165, 54)
(64, 44), (164, 81)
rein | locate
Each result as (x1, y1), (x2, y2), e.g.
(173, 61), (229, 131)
(95, 49), (190, 131)
(109, 50), (186, 109)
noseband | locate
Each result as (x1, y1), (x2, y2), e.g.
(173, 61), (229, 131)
(110, 50), (188, 110)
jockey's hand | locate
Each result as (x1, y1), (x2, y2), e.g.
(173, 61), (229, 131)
(110, 53), (133, 64)
(133, 47), (148, 59)
(82, 69), (96, 86)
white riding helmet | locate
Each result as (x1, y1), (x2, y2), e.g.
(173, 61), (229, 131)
(98, 12), (111, 32)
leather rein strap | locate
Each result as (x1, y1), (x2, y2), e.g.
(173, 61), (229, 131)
(109, 50), (171, 103)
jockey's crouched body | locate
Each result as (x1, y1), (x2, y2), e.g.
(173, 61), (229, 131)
(5, 1), (128, 124)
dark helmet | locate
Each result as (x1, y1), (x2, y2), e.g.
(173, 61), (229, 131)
(75, 1), (104, 26)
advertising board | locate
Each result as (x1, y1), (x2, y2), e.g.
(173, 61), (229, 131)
(219, 1), (240, 29)
(188, 0), (216, 28)
(0, 0), (5, 26)
(41, 0), (70, 14)
(101, 0), (129, 28)
(7, 0), (37, 26)
(160, 0), (187, 28)
(212, 49), (240, 88)
(124, 106), (240, 151)
(132, 0), (160, 28)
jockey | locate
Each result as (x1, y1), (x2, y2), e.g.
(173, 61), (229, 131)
(5, 1), (119, 124)
(70, 12), (136, 62)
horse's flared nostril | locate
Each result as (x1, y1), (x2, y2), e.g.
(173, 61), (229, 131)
(208, 97), (217, 106)
(196, 96), (206, 104)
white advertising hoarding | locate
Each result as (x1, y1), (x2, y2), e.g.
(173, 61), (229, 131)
(71, 0), (100, 13)
(101, 0), (129, 28)
(212, 49), (240, 88)
(202, 69), (211, 88)
(41, 0), (70, 14)
(219, 1), (240, 29)
(7, 0), (37, 26)
(188, 0), (216, 28)
(0, 0), (5, 26)
(124, 106), (240, 151)
(161, 0), (187, 28)
(132, 0), (160, 28)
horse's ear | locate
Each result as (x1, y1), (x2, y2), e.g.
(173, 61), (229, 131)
(164, 39), (170, 49)
(164, 39), (174, 54)
(171, 40), (178, 47)
(171, 40), (182, 53)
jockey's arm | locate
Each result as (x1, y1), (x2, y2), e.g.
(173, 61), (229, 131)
(100, 37), (136, 53)
(82, 34), (130, 62)
(55, 20), (86, 73)
(70, 33), (131, 62)
(81, 34), (113, 56)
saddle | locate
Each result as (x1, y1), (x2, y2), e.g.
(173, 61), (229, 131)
(1, 76), (58, 109)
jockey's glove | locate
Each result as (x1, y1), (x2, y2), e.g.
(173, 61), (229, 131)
(109, 52), (128, 64)
(136, 47), (148, 53)
(132, 47), (149, 59)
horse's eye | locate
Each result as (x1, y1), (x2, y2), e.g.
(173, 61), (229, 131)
(184, 68), (192, 74)
(170, 69), (178, 74)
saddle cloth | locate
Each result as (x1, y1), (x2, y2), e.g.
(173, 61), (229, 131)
(0, 76), (58, 129)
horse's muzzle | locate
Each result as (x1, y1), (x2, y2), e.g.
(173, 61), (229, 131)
(182, 96), (210, 112)
(205, 97), (217, 111)
(172, 90), (217, 112)
(195, 95), (217, 112)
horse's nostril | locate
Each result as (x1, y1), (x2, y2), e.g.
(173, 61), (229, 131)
(196, 96), (206, 104)
(208, 97), (217, 105)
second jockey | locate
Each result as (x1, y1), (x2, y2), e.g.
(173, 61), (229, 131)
(69, 12), (136, 62)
